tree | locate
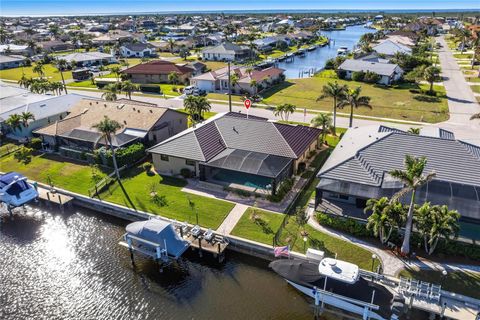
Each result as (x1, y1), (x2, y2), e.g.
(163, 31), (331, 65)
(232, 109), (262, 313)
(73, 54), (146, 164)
(452, 27), (471, 53)
(33, 62), (45, 78)
(390, 155), (436, 255)
(56, 59), (69, 94)
(337, 86), (372, 128)
(311, 113), (332, 144)
(120, 80), (139, 99)
(408, 127), (420, 135)
(415, 203), (460, 255)
(184, 95), (211, 125)
(249, 79), (258, 96)
(295, 207), (309, 236)
(5, 114), (22, 133)
(91, 116), (123, 180)
(317, 81), (347, 135)
(365, 197), (406, 244)
(423, 66), (441, 94)
(18, 74), (31, 89)
(20, 111), (35, 127)
(274, 103), (296, 121)
(167, 38), (176, 53)
(110, 66), (121, 82)
(230, 73), (239, 92)
(101, 84), (118, 101)
(168, 71), (179, 85)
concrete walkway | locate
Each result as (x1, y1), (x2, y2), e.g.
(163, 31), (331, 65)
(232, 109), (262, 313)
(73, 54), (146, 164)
(216, 203), (248, 235)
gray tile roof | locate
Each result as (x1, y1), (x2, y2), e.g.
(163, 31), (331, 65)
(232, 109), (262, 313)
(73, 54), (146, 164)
(339, 59), (401, 77)
(319, 126), (480, 188)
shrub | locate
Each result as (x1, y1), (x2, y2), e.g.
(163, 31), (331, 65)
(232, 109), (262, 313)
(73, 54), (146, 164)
(363, 71), (380, 83)
(13, 146), (33, 164)
(316, 213), (374, 237)
(143, 162), (153, 172)
(180, 168), (192, 178)
(268, 178), (294, 202)
(104, 143), (145, 167)
(28, 138), (42, 150)
(139, 84), (161, 94)
(352, 71), (365, 82)
(325, 58), (335, 70)
(337, 69), (347, 79)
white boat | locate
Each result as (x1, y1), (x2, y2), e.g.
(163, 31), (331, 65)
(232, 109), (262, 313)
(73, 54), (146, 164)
(270, 258), (401, 320)
(337, 46), (349, 56)
(0, 172), (38, 207)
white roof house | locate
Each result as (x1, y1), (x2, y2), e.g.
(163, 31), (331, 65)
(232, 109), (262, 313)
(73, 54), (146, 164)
(338, 59), (404, 85)
(372, 40), (412, 56)
(58, 52), (116, 66)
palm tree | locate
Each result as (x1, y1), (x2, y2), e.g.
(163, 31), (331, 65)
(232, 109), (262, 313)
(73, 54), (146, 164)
(120, 80), (139, 99)
(365, 197), (406, 244)
(311, 113), (332, 144)
(423, 66), (441, 94)
(470, 31), (480, 70)
(249, 79), (258, 97)
(101, 84), (118, 101)
(33, 62), (45, 78)
(337, 86), (372, 128)
(273, 103), (296, 122)
(18, 74), (31, 89)
(20, 111), (35, 127)
(184, 95), (199, 124)
(168, 72), (179, 85)
(415, 203), (460, 255)
(230, 74), (239, 93)
(317, 81), (347, 135)
(389, 155), (436, 255)
(91, 116), (123, 180)
(167, 38), (176, 53)
(453, 28), (471, 53)
(110, 66), (121, 82)
(56, 59), (69, 94)
(5, 114), (22, 133)
(195, 96), (211, 119)
(407, 127), (420, 135)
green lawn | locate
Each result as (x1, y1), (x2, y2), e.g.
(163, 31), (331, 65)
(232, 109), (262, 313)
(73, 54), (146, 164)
(231, 207), (285, 245)
(453, 53), (473, 59)
(260, 78), (449, 123)
(0, 63), (72, 82)
(467, 76), (480, 83)
(0, 143), (19, 155)
(0, 153), (106, 194)
(67, 80), (96, 88)
(207, 92), (244, 102)
(471, 85), (480, 94)
(99, 166), (235, 229)
(399, 268), (480, 300)
(203, 61), (228, 71)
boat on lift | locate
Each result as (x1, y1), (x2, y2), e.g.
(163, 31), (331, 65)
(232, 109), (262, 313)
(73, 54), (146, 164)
(337, 46), (349, 56)
(270, 258), (401, 320)
(0, 172), (38, 207)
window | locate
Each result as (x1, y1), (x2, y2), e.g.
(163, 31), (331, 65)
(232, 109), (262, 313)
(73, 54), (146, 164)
(185, 159), (196, 166)
(160, 155), (169, 161)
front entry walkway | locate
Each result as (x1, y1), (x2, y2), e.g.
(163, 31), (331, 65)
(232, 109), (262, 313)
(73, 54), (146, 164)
(216, 203), (248, 235)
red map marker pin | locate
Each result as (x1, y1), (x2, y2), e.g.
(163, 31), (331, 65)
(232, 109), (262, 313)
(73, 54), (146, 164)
(244, 99), (251, 109)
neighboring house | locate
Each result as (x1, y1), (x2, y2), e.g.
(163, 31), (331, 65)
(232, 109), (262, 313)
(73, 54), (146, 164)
(372, 40), (412, 57)
(201, 42), (252, 62)
(316, 125), (480, 223)
(191, 66), (285, 95)
(38, 40), (74, 53)
(148, 112), (321, 195)
(253, 36), (291, 52)
(121, 60), (193, 84)
(338, 59), (404, 85)
(92, 30), (146, 45)
(380, 35), (416, 47)
(0, 83), (87, 138)
(0, 44), (31, 55)
(34, 99), (188, 153)
(119, 43), (157, 58)
(59, 52), (116, 67)
(0, 55), (26, 70)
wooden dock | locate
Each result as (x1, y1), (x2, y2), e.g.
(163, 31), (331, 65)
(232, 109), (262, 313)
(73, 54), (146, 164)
(184, 234), (228, 256)
(409, 296), (479, 320)
(37, 186), (73, 205)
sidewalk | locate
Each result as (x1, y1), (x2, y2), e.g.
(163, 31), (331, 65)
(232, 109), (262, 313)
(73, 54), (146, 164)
(216, 203), (248, 235)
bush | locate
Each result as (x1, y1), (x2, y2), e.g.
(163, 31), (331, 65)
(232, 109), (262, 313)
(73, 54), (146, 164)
(316, 213), (374, 237)
(352, 71), (365, 82)
(268, 178), (294, 202)
(364, 71), (380, 83)
(13, 146), (33, 164)
(337, 69), (347, 79)
(104, 143), (145, 167)
(142, 162), (153, 172)
(28, 138), (42, 150)
(180, 168), (192, 178)
(139, 84), (161, 94)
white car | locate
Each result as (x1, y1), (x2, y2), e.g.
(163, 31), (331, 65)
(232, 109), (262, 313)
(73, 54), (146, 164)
(184, 86), (205, 96)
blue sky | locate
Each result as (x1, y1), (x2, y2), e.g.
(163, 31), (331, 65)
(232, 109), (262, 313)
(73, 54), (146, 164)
(1, 0), (479, 16)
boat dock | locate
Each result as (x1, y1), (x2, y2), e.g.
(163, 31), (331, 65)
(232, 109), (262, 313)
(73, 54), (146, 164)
(37, 186), (73, 206)
(175, 223), (229, 262)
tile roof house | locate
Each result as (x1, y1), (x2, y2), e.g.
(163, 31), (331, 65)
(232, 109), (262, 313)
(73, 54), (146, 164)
(0, 54), (26, 70)
(191, 66), (285, 95)
(316, 125), (480, 222)
(148, 112), (321, 195)
(338, 59), (404, 85)
(34, 99), (188, 153)
(121, 60), (194, 84)
(201, 42), (253, 62)
(119, 42), (157, 58)
(58, 52), (116, 67)
(372, 40), (412, 57)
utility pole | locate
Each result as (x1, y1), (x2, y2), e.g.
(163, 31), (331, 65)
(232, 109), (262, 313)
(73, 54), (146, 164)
(227, 61), (232, 112)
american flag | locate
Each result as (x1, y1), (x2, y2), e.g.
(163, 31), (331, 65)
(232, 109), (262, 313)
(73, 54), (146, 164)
(274, 245), (290, 257)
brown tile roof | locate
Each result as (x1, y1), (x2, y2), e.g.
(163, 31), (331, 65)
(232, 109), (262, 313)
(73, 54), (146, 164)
(35, 99), (169, 136)
(122, 60), (193, 75)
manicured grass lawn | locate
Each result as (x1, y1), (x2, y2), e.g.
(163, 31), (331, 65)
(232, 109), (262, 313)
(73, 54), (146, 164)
(160, 84), (184, 96)
(399, 268), (480, 300)
(231, 207), (285, 245)
(260, 78), (449, 123)
(0, 153), (106, 194)
(0, 63), (72, 82)
(68, 80), (96, 88)
(207, 92), (244, 102)
(0, 143), (19, 155)
(325, 128), (347, 147)
(100, 166), (235, 229)
(471, 85), (480, 94)
(453, 53), (473, 59)
(203, 61), (228, 71)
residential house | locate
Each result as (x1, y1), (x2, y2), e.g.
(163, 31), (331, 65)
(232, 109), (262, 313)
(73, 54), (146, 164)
(191, 66), (285, 95)
(148, 112), (321, 195)
(38, 40), (74, 53)
(201, 42), (253, 62)
(0, 55), (26, 70)
(371, 40), (412, 57)
(121, 60), (194, 84)
(253, 36), (291, 52)
(92, 30), (146, 45)
(119, 43), (157, 58)
(338, 59), (404, 85)
(316, 125), (480, 223)
(0, 44), (31, 56)
(59, 52), (116, 67)
(34, 99), (188, 154)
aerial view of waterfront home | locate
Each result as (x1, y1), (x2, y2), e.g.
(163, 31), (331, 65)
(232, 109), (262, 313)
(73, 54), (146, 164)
(1, 2), (480, 320)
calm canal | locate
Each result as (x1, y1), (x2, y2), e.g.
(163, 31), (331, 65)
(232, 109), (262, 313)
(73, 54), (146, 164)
(1, 204), (316, 320)
(278, 25), (372, 79)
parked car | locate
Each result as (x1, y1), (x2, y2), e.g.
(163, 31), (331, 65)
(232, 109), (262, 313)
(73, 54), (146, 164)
(184, 86), (206, 96)
(89, 66), (100, 72)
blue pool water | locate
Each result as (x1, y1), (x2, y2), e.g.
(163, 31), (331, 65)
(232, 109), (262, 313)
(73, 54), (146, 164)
(213, 170), (271, 189)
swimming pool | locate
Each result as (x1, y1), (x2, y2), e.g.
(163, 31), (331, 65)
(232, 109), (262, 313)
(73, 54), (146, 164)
(212, 170), (272, 190)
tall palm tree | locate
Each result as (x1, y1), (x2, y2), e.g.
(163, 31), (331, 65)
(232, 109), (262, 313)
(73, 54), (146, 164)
(390, 155), (436, 255)
(317, 81), (347, 135)
(33, 62), (45, 78)
(337, 86), (372, 128)
(91, 116), (123, 180)
(273, 103), (296, 121)
(407, 127), (420, 135)
(311, 113), (332, 144)
(423, 66), (441, 94)
(120, 80), (139, 99)
(415, 203), (460, 255)
(184, 95), (199, 124)
(249, 79), (258, 97)
(18, 74), (31, 89)
(56, 59), (69, 94)
(230, 74), (239, 93)
(365, 197), (406, 244)
(453, 28), (471, 53)
(168, 72), (179, 85)
(20, 111), (35, 127)
(101, 84), (118, 101)
(5, 114), (22, 133)
(110, 66), (121, 82)
(167, 38), (175, 53)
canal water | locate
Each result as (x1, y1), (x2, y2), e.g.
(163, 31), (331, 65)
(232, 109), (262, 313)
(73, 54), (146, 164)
(278, 25), (371, 79)
(0, 204), (316, 320)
